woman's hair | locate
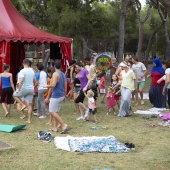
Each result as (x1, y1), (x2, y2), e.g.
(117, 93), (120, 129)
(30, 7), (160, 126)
(132, 56), (139, 62)
(38, 64), (44, 71)
(75, 61), (83, 67)
(69, 60), (76, 66)
(3, 63), (10, 71)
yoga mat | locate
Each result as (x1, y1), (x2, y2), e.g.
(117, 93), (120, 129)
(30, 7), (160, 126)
(0, 124), (26, 133)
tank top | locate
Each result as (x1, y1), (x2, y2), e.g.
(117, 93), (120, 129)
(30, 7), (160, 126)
(51, 70), (66, 98)
(1, 76), (11, 89)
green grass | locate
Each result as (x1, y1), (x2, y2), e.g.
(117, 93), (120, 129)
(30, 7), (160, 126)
(0, 97), (170, 170)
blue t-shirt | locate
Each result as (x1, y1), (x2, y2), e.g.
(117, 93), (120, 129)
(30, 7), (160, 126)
(51, 70), (66, 98)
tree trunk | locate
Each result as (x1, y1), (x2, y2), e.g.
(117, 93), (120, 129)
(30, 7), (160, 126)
(136, 22), (144, 60)
(163, 21), (170, 59)
(144, 25), (162, 66)
(157, 0), (170, 60)
(159, 0), (170, 19)
(136, 0), (152, 61)
(117, 0), (129, 63)
(43, 52), (50, 67)
(82, 38), (88, 58)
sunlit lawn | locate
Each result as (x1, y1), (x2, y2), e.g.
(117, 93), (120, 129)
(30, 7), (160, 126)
(0, 93), (170, 170)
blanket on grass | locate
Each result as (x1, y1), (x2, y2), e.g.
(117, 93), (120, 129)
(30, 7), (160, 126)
(54, 135), (127, 153)
(134, 108), (168, 115)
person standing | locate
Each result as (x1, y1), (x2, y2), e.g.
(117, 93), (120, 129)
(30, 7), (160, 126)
(131, 56), (147, 105)
(13, 59), (35, 123)
(34, 64), (48, 119)
(118, 62), (136, 117)
(148, 58), (166, 108)
(0, 64), (15, 117)
(108, 57), (118, 81)
(74, 61), (91, 120)
(45, 60), (68, 134)
(85, 57), (97, 87)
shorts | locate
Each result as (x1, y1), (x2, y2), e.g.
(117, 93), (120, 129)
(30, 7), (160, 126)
(74, 87), (80, 94)
(100, 88), (106, 94)
(49, 97), (65, 113)
(75, 90), (86, 103)
(1, 87), (14, 104)
(13, 88), (34, 104)
(89, 109), (96, 115)
(137, 81), (145, 89)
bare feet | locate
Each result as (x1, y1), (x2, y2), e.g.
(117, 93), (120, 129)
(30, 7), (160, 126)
(20, 115), (25, 119)
(21, 105), (26, 111)
(5, 112), (9, 117)
(60, 124), (68, 134)
(46, 122), (52, 125)
(26, 120), (31, 124)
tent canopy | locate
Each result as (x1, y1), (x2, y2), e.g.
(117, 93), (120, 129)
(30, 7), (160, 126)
(0, 0), (72, 44)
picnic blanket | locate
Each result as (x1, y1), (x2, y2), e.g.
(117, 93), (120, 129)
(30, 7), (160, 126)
(0, 124), (26, 133)
(54, 135), (127, 153)
(134, 108), (168, 115)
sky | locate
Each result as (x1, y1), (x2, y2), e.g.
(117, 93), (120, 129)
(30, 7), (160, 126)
(140, 0), (146, 7)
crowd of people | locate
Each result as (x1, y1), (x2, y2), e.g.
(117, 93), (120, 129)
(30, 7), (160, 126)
(1, 56), (170, 133)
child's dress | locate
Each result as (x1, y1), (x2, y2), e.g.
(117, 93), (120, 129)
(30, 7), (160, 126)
(111, 82), (121, 101)
(106, 92), (116, 109)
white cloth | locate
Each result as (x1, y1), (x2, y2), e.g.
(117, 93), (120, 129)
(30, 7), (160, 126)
(134, 107), (168, 115)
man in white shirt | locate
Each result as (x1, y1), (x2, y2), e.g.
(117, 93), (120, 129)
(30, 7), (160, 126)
(13, 59), (35, 123)
(131, 56), (147, 105)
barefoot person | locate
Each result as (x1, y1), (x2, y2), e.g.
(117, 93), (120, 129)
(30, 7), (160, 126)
(45, 60), (68, 134)
(13, 59), (35, 123)
(0, 64), (15, 117)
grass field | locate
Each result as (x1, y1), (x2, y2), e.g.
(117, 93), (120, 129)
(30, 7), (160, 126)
(0, 67), (170, 170)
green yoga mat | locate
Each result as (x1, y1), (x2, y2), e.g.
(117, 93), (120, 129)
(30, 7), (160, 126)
(0, 124), (26, 133)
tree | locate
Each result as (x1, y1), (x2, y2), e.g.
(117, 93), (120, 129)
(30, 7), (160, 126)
(135, 0), (152, 61)
(151, 0), (170, 59)
(159, 0), (170, 19)
(117, 0), (130, 63)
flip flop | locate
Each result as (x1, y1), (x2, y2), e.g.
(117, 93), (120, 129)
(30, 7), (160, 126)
(60, 127), (71, 134)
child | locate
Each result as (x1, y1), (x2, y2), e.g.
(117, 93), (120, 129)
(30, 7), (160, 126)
(99, 71), (106, 104)
(84, 90), (98, 124)
(111, 74), (121, 109)
(91, 84), (98, 112)
(106, 86), (116, 115)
